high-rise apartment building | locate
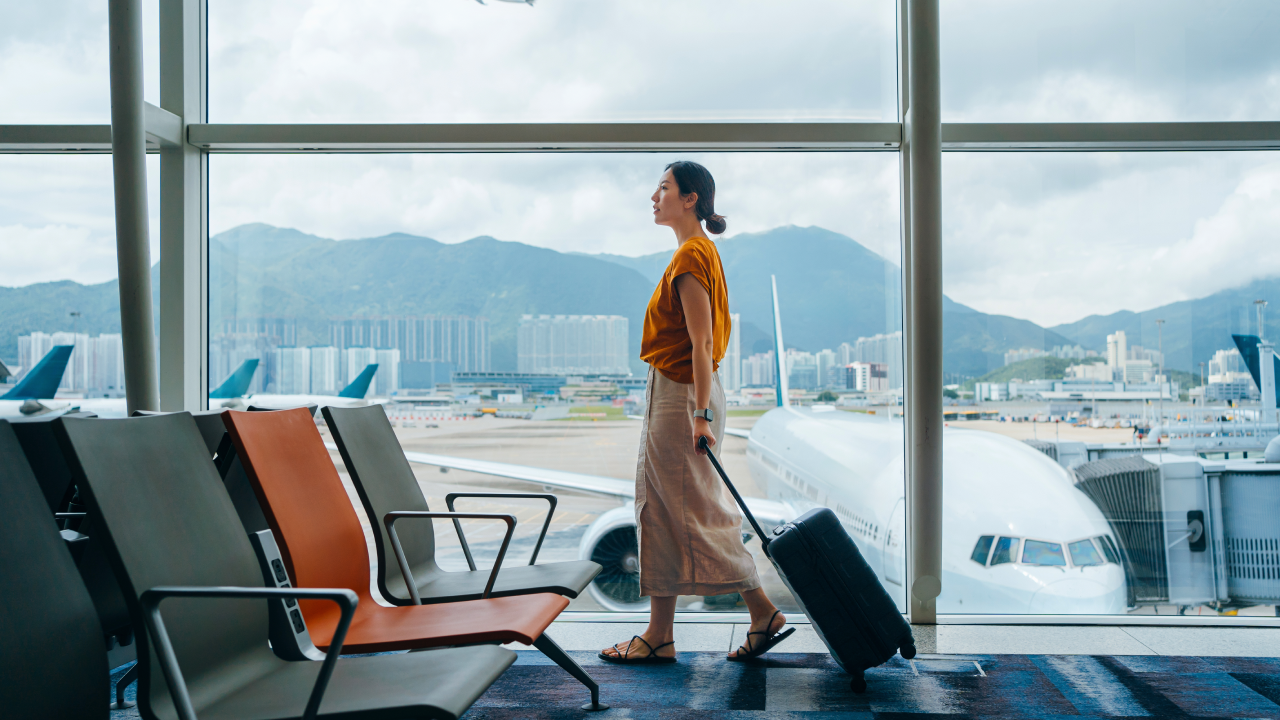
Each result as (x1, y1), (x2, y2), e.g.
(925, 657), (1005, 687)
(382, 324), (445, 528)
(517, 315), (630, 376)
(18, 331), (126, 395)
(310, 346), (341, 394)
(719, 313), (742, 391)
(375, 348), (401, 396)
(837, 331), (903, 390)
(848, 362), (889, 392)
(344, 347), (378, 387)
(743, 351), (775, 387)
(330, 315), (489, 374)
(272, 347), (312, 394)
(209, 317), (297, 395)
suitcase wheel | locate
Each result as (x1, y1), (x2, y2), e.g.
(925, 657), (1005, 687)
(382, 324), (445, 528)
(900, 643), (917, 660)
(849, 671), (867, 693)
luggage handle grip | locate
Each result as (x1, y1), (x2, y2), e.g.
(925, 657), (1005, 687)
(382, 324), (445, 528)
(699, 436), (771, 551)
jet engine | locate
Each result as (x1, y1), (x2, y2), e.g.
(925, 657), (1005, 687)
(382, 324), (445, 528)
(578, 504), (647, 611)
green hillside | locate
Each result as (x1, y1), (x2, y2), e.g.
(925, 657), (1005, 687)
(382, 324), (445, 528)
(587, 226), (1074, 376)
(961, 356), (1104, 390)
(6, 223), (1267, 379)
(1049, 276), (1280, 372)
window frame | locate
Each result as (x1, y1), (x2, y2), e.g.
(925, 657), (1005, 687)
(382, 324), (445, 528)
(3, 0), (1279, 627)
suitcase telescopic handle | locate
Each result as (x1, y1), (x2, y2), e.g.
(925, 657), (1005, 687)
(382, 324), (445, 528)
(699, 436), (771, 550)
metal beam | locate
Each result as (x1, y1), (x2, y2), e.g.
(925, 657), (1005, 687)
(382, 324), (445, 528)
(158, 0), (207, 411)
(942, 122), (1280, 151)
(186, 122), (903, 152)
(903, 0), (944, 625)
(108, 0), (160, 414)
(145, 102), (184, 147)
(0, 126), (115, 153)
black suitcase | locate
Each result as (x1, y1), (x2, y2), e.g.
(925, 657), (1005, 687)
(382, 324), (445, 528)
(701, 438), (916, 692)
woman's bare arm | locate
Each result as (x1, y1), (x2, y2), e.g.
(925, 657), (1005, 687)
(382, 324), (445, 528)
(675, 272), (716, 455)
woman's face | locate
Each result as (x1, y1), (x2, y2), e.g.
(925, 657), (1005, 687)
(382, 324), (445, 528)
(651, 169), (697, 227)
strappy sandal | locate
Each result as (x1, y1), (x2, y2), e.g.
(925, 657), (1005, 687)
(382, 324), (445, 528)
(727, 610), (795, 661)
(598, 635), (678, 664)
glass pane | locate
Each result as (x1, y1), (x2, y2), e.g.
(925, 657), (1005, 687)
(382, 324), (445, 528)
(990, 536), (1018, 566)
(209, 151), (904, 613)
(209, 0), (898, 123)
(0, 0), (160, 122)
(1022, 540), (1066, 567)
(0, 154), (159, 416)
(942, 0), (1280, 122)
(942, 151), (1279, 617)
(970, 535), (994, 565)
(1069, 539), (1105, 567)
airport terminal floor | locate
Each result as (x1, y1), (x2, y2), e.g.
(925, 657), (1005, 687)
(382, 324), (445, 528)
(103, 622), (1280, 718)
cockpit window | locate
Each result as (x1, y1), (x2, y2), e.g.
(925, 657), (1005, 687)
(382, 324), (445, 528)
(990, 536), (1019, 565)
(1068, 539), (1105, 567)
(1022, 540), (1067, 566)
(1096, 535), (1120, 564)
(971, 535), (994, 565)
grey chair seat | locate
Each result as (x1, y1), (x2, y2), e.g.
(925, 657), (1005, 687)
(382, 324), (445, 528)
(197, 646), (512, 720)
(321, 405), (602, 608)
(398, 559), (603, 605)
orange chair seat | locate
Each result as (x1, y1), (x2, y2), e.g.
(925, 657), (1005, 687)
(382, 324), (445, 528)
(306, 592), (569, 653)
(222, 408), (572, 656)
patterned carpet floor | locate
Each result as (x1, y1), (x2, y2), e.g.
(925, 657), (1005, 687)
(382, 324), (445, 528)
(110, 651), (1280, 719)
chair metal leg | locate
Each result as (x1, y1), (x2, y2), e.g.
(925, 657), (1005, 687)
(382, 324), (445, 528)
(109, 661), (139, 709)
(533, 633), (609, 711)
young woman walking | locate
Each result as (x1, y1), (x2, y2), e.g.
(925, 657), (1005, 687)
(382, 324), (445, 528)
(600, 161), (793, 664)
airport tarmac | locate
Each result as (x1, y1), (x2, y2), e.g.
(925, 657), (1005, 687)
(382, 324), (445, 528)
(319, 413), (1274, 620)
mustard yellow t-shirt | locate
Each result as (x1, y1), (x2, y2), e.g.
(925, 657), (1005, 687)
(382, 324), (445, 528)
(640, 237), (732, 384)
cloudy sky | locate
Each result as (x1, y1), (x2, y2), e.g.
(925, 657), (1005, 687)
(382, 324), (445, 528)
(3, 0), (1280, 329)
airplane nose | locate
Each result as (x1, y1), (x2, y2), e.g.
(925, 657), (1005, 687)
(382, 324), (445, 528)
(1028, 578), (1118, 614)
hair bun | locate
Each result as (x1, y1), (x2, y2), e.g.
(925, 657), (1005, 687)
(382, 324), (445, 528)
(705, 213), (727, 235)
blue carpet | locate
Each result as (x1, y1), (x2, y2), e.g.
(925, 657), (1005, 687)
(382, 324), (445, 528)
(109, 651), (1280, 718)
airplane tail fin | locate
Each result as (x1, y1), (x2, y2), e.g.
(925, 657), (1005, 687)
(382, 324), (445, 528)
(1, 345), (73, 400)
(209, 359), (259, 399)
(1231, 333), (1280, 405)
(339, 363), (379, 399)
(771, 275), (790, 408)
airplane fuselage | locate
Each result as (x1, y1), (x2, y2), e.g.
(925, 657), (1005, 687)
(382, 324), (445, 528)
(745, 406), (1127, 615)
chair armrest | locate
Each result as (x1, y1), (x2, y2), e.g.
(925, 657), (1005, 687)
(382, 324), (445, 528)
(446, 493), (558, 566)
(139, 586), (358, 720)
(383, 511), (516, 603)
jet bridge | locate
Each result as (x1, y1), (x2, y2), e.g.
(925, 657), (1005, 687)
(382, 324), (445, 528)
(1069, 453), (1280, 611)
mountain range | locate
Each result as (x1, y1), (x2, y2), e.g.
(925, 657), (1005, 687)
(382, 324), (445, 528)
(3, 223), (1277, 379)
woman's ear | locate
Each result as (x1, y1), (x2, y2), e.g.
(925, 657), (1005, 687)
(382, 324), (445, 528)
(684, 192), (699, 211)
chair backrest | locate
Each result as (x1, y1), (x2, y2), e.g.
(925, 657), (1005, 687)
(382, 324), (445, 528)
(322, 404), (440, 603)
(8, 411), (95, 512)
(222, 408), (375, 618)
(10, 412), (132, 640)
(0, 421), (107, 720)
(54, 414), (278, 719)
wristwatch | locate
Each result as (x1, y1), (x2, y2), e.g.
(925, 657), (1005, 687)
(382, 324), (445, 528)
(693, 408), (715, 422)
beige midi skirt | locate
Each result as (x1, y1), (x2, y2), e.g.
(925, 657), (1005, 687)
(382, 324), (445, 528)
(635, 366), (762, 597)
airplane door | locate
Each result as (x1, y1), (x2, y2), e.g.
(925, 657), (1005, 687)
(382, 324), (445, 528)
(882, 498), (904, 587)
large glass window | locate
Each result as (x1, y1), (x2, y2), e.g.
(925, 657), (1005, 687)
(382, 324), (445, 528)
(209, 0), (898, 123)
(942, 151), (1280, 616)
(942, 0), (1280, 122)
(0, 0), (160, 122)
(208, 151), (905, 612)
(0, 155), (159, 411)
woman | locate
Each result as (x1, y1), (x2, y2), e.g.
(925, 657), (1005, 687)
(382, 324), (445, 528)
(600, 161), (792, 664)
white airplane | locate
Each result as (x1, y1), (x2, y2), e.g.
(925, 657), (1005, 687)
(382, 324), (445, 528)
(230, 363), (384, 412)
(382, 277), (1128, 615)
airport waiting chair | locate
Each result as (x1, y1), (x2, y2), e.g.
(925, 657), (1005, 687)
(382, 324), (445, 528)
(0, 420), (107, 720)
(53, 412), (518, 720)
(321, 403), (602, 606)
(8, 412), (136, 688)
(222, 407), (608, 711)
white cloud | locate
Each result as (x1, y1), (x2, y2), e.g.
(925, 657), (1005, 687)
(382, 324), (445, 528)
(942, 153), (1280, 327)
